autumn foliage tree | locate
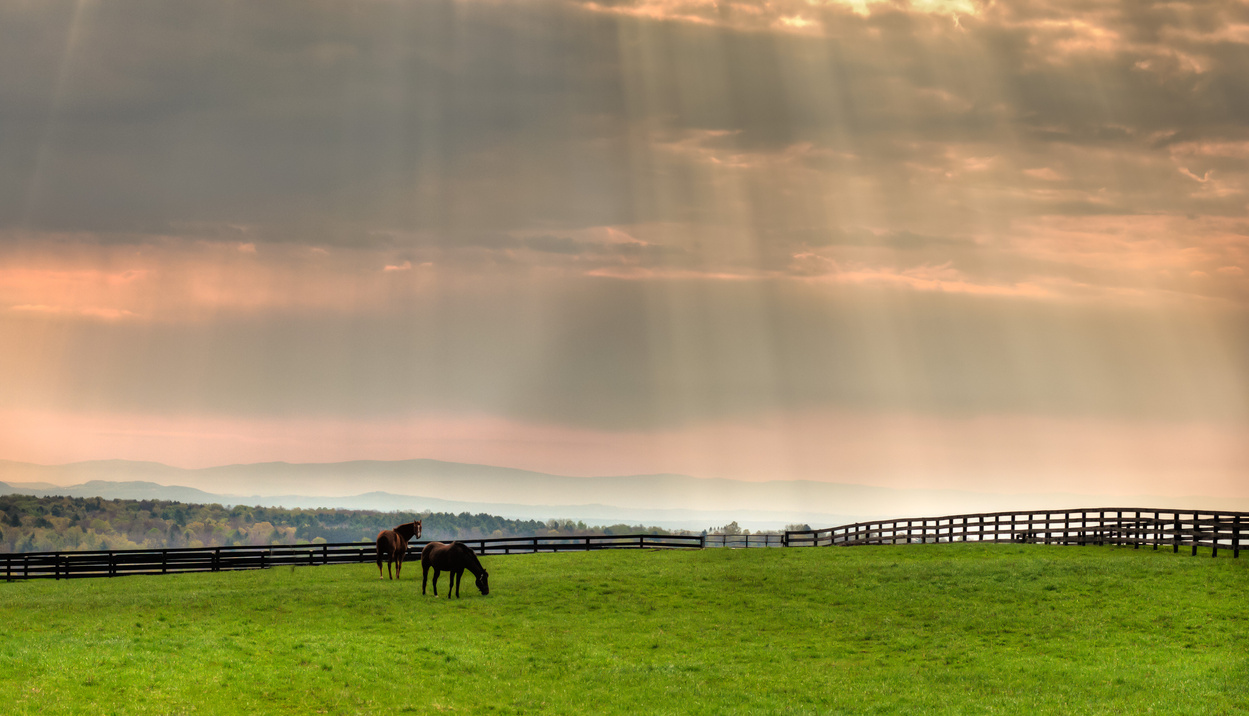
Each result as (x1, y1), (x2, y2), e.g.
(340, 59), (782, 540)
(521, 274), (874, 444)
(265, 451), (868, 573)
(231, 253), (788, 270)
(0, 494), (687, 553)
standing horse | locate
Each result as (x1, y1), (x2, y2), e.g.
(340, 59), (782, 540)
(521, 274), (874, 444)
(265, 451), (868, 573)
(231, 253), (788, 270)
(375, 520), (421, 580)
(421, 541), (490, 598)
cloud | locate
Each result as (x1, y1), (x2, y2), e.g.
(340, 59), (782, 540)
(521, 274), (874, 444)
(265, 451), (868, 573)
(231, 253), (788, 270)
(0, 0), (1246, 480)
(10, 304), (138, 321)
(3, 0), (1246, 256)
(576, 0), (976, 31)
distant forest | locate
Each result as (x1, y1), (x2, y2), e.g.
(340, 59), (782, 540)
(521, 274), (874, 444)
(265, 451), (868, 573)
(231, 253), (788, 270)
(0, 494), (696, 554)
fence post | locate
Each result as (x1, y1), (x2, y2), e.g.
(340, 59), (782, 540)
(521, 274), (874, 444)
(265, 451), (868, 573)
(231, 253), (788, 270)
(162, 550), (168, 574)
(322, 544), (328, 565)
(700, 533), (706, 549)
(1234, 515), (1241, 559)
(1173, 516), (1180, 553)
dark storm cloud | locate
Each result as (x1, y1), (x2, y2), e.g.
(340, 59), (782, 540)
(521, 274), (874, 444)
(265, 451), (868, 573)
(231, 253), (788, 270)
(0, 0), (635, 237)
(3, 0), (1247, 250)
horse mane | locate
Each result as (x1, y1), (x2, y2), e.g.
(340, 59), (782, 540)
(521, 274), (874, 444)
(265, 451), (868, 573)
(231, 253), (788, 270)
(450, 541), (485, 576)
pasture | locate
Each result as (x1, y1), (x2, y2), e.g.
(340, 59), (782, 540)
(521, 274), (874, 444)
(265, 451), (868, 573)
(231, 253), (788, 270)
(0, 544), (1245, 714)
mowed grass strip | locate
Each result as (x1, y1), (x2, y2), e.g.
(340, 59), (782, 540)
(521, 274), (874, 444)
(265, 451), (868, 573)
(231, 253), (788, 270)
(0, 544), (1246, 715)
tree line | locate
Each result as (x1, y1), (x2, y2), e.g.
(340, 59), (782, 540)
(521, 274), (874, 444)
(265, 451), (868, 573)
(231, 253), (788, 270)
(0, 494), (691, 554)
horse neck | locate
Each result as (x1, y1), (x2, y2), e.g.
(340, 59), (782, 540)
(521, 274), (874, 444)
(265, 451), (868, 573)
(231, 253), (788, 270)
(395, 523), (416, 540)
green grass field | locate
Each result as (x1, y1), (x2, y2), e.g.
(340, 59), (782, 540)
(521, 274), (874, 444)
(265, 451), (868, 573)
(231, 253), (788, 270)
(1, 544), (1246, 714)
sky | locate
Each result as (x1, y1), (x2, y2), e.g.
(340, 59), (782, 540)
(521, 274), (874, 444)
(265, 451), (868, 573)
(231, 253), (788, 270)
(1, 0), (1247, 500)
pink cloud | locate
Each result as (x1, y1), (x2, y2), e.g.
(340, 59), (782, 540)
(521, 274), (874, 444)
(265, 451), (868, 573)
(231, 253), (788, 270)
(1023, 167), (1065, 181)
(792, 258), (1054, 298)
(0, 239), (442, 322)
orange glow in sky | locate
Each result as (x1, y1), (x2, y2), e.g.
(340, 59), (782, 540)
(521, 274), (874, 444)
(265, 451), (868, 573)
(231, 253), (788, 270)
(1, 0), (1246, 507)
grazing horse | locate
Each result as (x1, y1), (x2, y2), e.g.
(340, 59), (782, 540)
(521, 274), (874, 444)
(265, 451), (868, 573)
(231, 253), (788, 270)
(421, 541), (490, 598)
(375, 520), (421, 580)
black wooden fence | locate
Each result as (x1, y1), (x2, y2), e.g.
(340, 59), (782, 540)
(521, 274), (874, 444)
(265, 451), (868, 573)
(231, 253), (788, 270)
(1, 533), (703, 581)
(784, 507), (1246, 558)
(2, 507), (1242, 581)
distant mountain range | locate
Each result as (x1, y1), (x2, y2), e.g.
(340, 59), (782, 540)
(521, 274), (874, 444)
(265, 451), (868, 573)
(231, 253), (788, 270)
(2, 459), (1245, 531)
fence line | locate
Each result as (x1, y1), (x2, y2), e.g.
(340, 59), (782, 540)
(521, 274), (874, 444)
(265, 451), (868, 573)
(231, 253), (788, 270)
(1, 534), (702, 581)
(784, 507), (1246, 559)
(3, 507), (1241, 581)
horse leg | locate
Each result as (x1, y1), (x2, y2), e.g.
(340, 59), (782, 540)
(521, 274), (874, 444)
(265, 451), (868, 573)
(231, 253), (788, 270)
(376, 553), (384, 579)
(422, 564), (429, 595)
(395, 556), (403, 580)
(452, 569), (461, 598)
(433, 568), (441, 596)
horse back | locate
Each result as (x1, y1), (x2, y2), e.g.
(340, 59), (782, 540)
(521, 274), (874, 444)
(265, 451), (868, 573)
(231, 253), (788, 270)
(421, 540), (449, 568)
(421, 541), (480, 569)
(376, 529), (403, 556)
(424, 540), (479, 568)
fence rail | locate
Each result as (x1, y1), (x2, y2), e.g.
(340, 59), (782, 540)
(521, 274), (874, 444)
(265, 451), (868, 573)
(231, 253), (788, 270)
(3, 507), (1242, 581)
(700, 532), (785, 549)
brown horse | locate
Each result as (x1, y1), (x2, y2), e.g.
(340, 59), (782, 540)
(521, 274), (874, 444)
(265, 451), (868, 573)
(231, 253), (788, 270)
(421, 541), (489, 598)
(375, 520), (421, 580)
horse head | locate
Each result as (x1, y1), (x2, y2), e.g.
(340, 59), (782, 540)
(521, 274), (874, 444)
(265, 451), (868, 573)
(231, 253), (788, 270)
(475, 569), (490, 596)
(394, 520), (421, 541)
